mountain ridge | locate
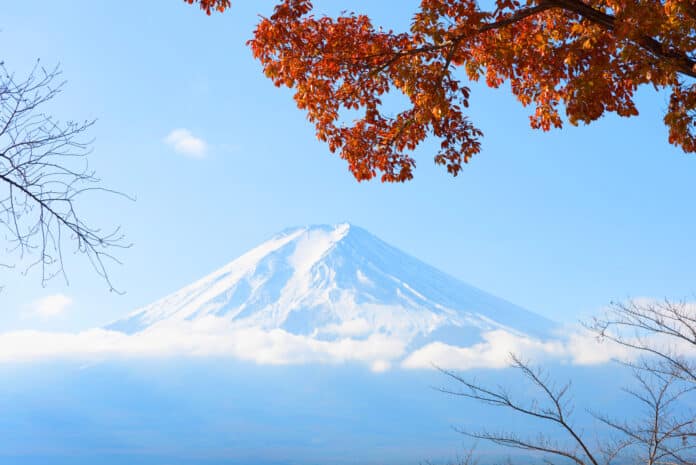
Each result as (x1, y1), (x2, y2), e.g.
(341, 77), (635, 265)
(107, 223), (555, 352)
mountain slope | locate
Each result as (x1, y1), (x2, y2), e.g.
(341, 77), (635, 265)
(108, 224), (554, 350)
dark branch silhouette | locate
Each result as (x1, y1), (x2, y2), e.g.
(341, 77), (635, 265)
(593, 370), (696, 465)
(438, 355), (600, 465)
(589, 300), (696, 384)
(438, 355), (695, 465)
(0, 61), (129, 291)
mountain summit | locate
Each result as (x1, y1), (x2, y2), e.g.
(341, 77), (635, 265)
(108, 224), (554, 350)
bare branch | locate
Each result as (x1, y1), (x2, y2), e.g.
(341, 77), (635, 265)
(588, 300), (696, 383)
(593, 371), (696, 465)
(437, 355), (600, 465)
(0, 61), (130, 291)
(438, 354), (695, 465)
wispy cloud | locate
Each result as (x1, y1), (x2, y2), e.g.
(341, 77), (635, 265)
(400, 326), (682, 371)
(164, 128), (208, 158)
(29, 294), (73, 318)
(2, 314), (693, 372)
(0, 320), (651, 372)
(0, 318), (405, 373)
(402, 330), (567, 370)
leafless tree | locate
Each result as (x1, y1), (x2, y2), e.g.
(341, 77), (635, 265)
(0, 61), (128, 291)
(589, 300), (696, 384)
(438, 355), (695, 465)
(594, 370), (696, 465)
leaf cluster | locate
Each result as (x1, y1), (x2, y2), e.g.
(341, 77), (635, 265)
(190, 0), (696, 181)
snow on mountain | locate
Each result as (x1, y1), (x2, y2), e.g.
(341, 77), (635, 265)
(107, 223), (555, 351)
(0, 223), (624, 370)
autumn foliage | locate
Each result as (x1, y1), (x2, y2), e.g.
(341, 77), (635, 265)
(185, 0), (230, 15)
(186, 0), (696, 182)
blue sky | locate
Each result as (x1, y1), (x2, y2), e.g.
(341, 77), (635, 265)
(2, 0), (695, 331)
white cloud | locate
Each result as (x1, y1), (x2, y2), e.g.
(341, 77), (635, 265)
(164, 128), (208, 158)
(0, 317), (406, 368)
(401, 326), (696, 371)
(29, 294), (73, 318)
(563, 329), (635, 365)
(402, 330), (567, 370)
(0, 322), (626, 372)
(1, 317), (693, 372)
(316, 318), (372, 337)
(370, 360), (391, 373)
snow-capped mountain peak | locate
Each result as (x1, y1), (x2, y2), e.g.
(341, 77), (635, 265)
(108, 223), (554, 349)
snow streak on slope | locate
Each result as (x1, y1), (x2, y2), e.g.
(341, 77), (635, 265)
(108, 224), (554, 347)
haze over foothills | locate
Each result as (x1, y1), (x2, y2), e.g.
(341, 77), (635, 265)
(1, 1), (696, 464)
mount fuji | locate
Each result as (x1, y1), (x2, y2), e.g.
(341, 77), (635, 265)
(106, 223), (556, 361)
(0, 224), (626, 465)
